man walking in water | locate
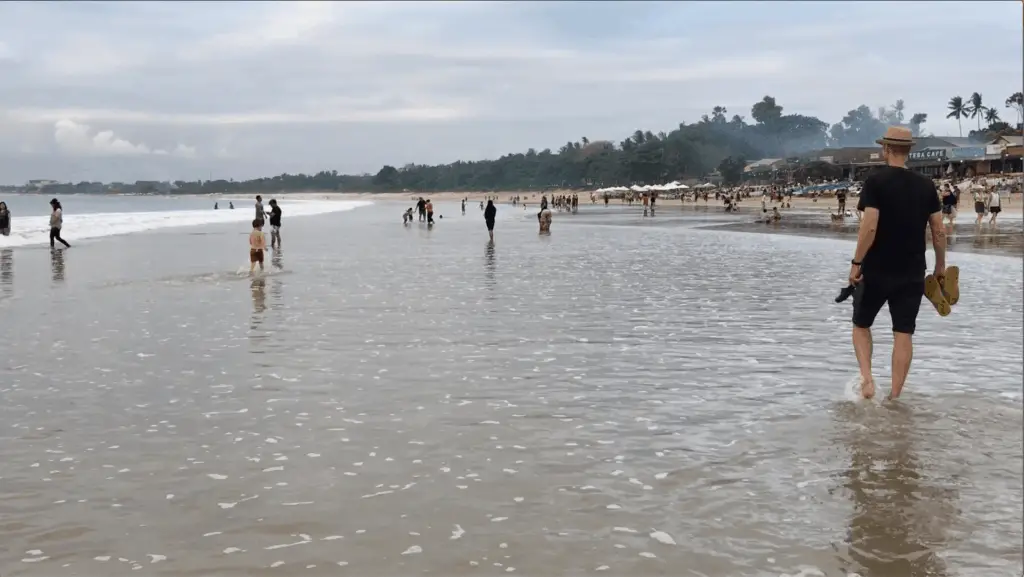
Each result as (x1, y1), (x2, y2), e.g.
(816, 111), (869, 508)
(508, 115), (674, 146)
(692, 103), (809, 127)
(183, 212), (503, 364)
(255, 195), (266, 226)
(267, 199), (282, 249)
(849, 126), (945, 400)
(416, 197), (426, 222)
(484, 199), (496, 241)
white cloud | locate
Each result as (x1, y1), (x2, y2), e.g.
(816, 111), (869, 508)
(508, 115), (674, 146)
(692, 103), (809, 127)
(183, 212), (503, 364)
(0, 1), (1019, 183)
(0, 40), (14, 61)
(53, 119), (195, 158)
(11, 105), (472, 126)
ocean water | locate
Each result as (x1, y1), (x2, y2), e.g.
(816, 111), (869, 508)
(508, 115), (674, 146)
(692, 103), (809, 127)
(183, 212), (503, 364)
(0, 194), (369, 248)
(0, 199), (1020, 577)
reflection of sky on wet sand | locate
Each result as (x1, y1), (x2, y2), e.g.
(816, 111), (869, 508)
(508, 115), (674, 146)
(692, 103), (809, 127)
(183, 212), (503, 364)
(0, 203), (1019, 576)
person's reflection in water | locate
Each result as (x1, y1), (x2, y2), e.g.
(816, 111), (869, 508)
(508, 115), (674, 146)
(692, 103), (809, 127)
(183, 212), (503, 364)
(839, 405), (955, 577)
(248, 276), (270, 352)
(251, 276), (267, 315)
(1, 248), (13, 297)
(50, 248), (65, 283)
(484, 240), (496, 289)
(271, 248), (284, 271)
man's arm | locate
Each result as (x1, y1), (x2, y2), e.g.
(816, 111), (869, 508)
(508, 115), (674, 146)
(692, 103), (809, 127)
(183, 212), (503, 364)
(852, 176), (879, 263)
(852, 207), (879, 263)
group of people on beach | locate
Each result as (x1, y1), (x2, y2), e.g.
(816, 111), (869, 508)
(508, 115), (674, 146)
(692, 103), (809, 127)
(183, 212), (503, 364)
(247, 195), (282, 273)
(939, 181), (1004, 226)
(0, 198), (70, 248)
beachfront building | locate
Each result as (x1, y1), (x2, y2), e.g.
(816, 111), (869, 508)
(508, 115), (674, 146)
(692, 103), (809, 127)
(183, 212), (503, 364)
(739, 136), (1022, 187)
(907, 135), (1023, 177)
(742, 158), (784, 184)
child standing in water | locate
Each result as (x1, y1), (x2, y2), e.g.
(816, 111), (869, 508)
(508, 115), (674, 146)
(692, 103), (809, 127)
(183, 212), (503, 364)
(249, 219), (266, 274)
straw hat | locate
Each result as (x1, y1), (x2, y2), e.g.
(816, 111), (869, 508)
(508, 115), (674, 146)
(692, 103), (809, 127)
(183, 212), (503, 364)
(876, 126), (915, 148)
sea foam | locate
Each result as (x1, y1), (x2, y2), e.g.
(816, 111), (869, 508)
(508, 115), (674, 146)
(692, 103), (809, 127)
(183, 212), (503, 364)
(0, 200), (372, 248)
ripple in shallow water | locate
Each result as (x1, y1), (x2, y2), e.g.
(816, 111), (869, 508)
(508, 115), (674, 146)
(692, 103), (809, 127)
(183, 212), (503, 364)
(0, 204), (1020, 576)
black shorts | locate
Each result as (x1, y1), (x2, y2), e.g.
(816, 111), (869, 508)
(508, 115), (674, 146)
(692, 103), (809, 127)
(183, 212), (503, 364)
(852, 274), (925, 335)
(485, 219), (495, 231)
(990, 206), (1001, 214)
(941, 205), (953, 215)
(975, 202), (986, 214)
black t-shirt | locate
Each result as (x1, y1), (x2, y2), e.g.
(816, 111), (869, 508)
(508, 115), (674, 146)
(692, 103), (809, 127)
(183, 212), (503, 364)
(269, 205), (282, 227)
(416, 200), (426, 211)
(484, 204), (496, 220)
(856, 166), (940, 277)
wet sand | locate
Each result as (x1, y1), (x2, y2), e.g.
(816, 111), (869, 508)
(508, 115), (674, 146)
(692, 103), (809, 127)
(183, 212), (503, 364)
(0, 202), (1021, 576)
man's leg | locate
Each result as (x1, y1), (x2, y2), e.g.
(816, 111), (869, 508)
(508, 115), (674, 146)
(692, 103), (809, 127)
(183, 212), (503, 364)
(852, 327), (874, 398)
(888, 279), (924, 399)
(851, 280), (887, 399)
(890, 333), (913, 399)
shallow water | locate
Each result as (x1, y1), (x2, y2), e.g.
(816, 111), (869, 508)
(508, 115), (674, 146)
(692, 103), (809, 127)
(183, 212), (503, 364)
(1, 201), (1021, 576)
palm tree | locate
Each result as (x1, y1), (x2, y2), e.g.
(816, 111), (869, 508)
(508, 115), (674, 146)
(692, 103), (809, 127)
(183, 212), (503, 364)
(968, 92), (986, 131)
(947, 96), (968, 137)
(893, 99), (905, 123)
(984, 108), (1000, 126)
(909, 112), (928, 136)
(1006, 92), (1023, 126)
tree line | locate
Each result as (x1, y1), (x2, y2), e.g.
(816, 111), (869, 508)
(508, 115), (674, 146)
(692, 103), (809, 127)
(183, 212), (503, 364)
(43, 93), (1024, 195)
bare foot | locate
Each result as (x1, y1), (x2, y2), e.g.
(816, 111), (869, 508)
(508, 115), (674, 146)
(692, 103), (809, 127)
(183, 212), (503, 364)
(860, 376), (876, 399)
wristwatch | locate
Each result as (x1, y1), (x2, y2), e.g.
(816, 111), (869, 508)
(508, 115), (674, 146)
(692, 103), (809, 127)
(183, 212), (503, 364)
(850, 259), (862, 266)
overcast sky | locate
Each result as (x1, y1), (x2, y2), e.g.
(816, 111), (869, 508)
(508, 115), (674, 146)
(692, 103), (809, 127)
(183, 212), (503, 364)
(0, 1), (1020, 184)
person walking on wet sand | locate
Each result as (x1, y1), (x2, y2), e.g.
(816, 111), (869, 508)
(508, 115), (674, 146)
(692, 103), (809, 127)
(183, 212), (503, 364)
(0, 201), (10, 236)
(987, 187), (1001, 225)
(49, 199), (71, 248)
(848, 127), (945, 400)
(973, 188), (987, 224)
(425, 199), (434, 225)
(267, 199), (282, 249)
(479, 200), (495, 241)
(416, 197), (426, 222)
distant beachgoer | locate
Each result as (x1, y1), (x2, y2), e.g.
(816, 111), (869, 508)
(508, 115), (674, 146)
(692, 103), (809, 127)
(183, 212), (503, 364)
(538, 207), (552, 233)
(267, 199), (282, 249)
(214, 202), (219, 210)
(426, 200), (434, 224)
(941, 186), (957, 226)
(540, 196), (548, 211)
(249, 219), (266, 274)
(229, 202), (235, 209)
(462, 199), (466, 215)
(416, 197), (426, 221)
(484, 200), (496, 241)
(837, 188), (847, 213)
(771, 207), (781, 222)
(49, 199), (70, 249)
(403, 208), (414, 225)
(987, 188), (1001, 224)
(849, 126), (944, 401)
(973, 189), (986, 224)
(255, 195), (266, 226)
(0, 202), (10, 236)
